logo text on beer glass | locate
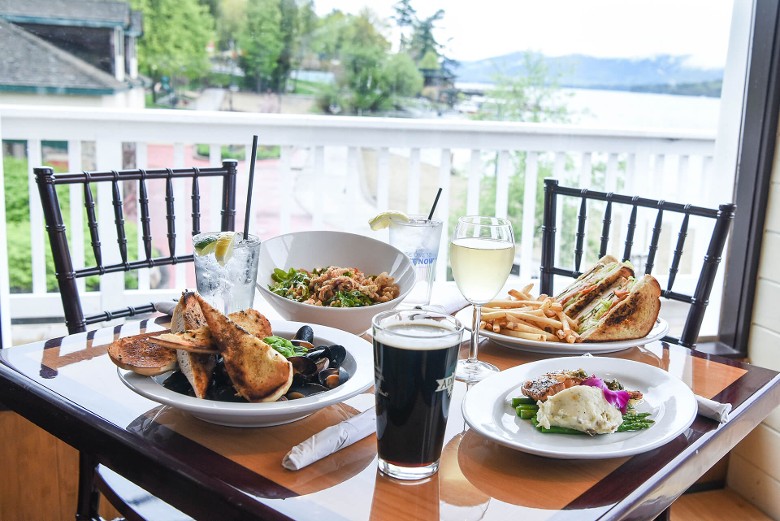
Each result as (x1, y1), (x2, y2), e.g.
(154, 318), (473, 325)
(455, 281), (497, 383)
(435, 374), (455, 397)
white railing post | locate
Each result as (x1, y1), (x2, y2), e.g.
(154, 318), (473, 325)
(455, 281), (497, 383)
(94, 139), (124, 318)
(0, 114), (12, 347)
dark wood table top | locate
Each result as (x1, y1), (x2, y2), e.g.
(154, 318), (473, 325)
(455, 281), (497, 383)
(0, 315), (778, 521)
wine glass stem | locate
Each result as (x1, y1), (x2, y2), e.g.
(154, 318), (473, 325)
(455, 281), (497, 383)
(468, 304), (482, 363)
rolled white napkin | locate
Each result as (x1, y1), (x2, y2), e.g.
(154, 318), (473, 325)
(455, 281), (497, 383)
(283, 394), (376, 470)
(696, 395), (731, 423)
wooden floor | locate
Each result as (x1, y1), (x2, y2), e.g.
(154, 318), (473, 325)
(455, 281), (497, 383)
(672, 489), (773, 521)
(0, 411), (120, 521)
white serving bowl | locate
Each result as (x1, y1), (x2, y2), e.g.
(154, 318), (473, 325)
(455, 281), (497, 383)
(256, 231), (416, 334)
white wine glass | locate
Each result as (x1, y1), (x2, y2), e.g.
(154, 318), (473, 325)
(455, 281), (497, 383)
(449, 216), (515, 383)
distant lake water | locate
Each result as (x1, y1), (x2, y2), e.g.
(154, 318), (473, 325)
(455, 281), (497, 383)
(565, 88), (720, 131)
(455, 83), (721, 131)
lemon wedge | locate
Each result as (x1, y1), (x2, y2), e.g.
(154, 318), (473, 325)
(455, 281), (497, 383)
(214, 232), (237, 265)
(369, 211), (410, 231)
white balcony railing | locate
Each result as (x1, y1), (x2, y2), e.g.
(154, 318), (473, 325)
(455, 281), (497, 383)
(0, 105), (722, 343)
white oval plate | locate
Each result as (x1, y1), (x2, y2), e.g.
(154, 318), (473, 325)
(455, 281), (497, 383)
(119, 320), (374, 427)
(462, 356), (697, 459)
(457, 306), (669, 354)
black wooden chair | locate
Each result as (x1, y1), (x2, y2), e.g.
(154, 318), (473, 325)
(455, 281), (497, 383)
(539, 178), (736, 348)
(34, 160), (238, 520)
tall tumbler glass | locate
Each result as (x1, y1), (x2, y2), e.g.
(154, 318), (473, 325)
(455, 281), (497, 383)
(193, 231), (261, 314)
(388, 216), (443, 307)
(372, 309), (464, 481)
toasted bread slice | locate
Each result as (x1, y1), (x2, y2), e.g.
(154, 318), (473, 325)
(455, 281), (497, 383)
(556, 255), (634, 317)
(229, 308), (273, 339)
(171, 292), (216, 398)
(195, 294), (292, 402)
(107, 331), (178, 376)
(579, 274), (661, 342)
(153, 328), (217, 354)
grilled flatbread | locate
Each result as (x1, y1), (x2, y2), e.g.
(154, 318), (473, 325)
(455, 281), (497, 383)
(171, 292), (216, 398)
(195, 294), (293, 402)
(107, 331), (177, 376)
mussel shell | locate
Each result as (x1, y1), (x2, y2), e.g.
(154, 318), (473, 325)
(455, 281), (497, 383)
(285, 382), (329, 400)
(319, 367), (349, 389)
(294, 325), (315, 344)
(326, 344), (347, 367)
(305, 347), (329, 363)
(288, 356), (318, 377)
(290, 339), (315, 350)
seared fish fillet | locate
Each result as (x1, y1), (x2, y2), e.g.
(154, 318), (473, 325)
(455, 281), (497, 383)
(171, 292), (216, 398)
(521, 369), (588, 402)
(195, 294), (292, 402)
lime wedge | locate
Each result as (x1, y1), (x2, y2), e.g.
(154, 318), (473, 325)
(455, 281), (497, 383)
(194, 235), (218, 255)
(214, 232), (237, 265)
(369, 211), (410, 231)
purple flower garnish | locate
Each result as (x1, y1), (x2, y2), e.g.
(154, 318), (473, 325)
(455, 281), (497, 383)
(582, 376), (631, 414)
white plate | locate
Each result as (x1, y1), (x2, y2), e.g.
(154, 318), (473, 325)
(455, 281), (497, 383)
(118, 320), (374, 427)
(462, 356), (697, 459)
(464, 310), (669, 354)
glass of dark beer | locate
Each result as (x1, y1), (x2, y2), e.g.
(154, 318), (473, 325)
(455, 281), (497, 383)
(372, 309), (464, 480)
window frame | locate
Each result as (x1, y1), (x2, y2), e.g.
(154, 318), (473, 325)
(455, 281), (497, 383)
(717, 0), (780, 356)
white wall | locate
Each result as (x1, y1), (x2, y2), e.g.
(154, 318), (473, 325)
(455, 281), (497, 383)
(727, 120), (780, 520)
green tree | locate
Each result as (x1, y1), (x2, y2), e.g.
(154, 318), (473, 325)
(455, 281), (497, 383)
(474, 52), (573, 123)
(384, 53), (424, 98)
(131, 0), (215, 88)
(238, 0), (283, 91)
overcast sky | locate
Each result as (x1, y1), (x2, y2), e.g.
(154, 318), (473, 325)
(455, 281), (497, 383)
(314, 0), (734, 68)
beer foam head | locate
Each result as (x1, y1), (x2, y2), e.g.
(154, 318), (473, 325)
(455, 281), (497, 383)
(374, 320), (462, 350)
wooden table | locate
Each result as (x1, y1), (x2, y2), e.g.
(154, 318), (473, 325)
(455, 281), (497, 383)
(0, 315), (777, 520)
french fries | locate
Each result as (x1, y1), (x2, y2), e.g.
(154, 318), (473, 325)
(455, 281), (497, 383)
(480, 285), (581, 344)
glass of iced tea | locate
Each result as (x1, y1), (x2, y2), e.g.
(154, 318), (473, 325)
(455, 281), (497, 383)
(372, 309), (463, 481)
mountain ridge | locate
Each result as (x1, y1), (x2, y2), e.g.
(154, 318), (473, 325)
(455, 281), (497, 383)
(454, 53), (724, 94)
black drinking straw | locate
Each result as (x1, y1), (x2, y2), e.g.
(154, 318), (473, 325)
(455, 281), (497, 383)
(427, 187), (443, 220)
(243, 135), (259, 239)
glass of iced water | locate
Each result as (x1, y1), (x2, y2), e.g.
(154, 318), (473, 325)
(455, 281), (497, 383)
(389, 216), (443, 307)
(193, 231), (261, 314)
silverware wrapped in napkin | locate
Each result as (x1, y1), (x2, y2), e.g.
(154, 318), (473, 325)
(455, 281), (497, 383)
(696, 395), (731, 423)
(154, 300), (178, 316)
(283, 393), (376, 470)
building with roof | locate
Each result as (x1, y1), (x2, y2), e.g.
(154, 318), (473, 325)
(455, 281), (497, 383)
(0, 0), (144, 107)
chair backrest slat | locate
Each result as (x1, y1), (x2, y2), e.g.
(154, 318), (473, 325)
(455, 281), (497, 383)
(138, 172), (153, 262)
(668, 210), (690, 292)
(34, 160), (238, 334)
(83, 180), (103, 270)
(111, 175), (128, 265)
(623, 200), (638, 262)
(574, 196), (587, 272)
(191, 167), (201, 236)
(539, 178), (736, 348)
(599, 198), (613, 258)
(165, 170), (176, 258)
(646, 204), (664, 274)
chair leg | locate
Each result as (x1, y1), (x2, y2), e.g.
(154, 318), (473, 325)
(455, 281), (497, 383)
(76, 452), (102, 521)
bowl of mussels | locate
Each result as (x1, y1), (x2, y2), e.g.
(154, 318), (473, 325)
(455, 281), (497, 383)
(118, 320), (374, 427)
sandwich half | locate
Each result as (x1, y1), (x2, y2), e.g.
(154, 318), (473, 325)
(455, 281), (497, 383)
(575, 274), (661, 342)
(555, 255), (634, 317)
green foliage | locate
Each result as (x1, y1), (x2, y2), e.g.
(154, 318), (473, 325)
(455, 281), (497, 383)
(194, 144), (280, 160)
(131, 0), (215, 83)
(4, 153), (143, 293)
(474, 52), (573, 123)
(239, 0), (283, 91)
